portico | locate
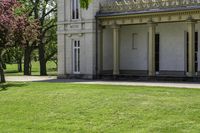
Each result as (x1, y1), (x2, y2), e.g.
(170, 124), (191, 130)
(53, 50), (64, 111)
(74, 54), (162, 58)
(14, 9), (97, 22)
(96, 0), (200, 78)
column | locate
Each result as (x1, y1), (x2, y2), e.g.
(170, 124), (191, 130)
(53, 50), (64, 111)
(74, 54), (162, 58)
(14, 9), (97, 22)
(187, 19), (196, 77)
(148, 22), (156, 76)
(97, 24), (103, 75)
(112, 24), (120, 75)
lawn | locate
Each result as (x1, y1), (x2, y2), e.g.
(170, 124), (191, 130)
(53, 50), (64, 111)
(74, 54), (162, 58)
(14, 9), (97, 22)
(5, 61), (57, 76)
(0, 83), (200, 133)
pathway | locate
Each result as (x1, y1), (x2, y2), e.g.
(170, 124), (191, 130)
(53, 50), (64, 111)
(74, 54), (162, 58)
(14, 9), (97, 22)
(5, 76), (200, 89)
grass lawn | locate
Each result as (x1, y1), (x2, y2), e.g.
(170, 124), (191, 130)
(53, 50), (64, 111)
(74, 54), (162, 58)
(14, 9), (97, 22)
(5, 61), (57, 76)
(0, 83), (200, 132)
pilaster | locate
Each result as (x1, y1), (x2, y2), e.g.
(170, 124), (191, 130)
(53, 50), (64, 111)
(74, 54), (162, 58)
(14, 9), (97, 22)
(187, 18), (196, 77)
(148, 21), (157, 76)
(97, 23), (103, 75)
(112, 24), (120, 75)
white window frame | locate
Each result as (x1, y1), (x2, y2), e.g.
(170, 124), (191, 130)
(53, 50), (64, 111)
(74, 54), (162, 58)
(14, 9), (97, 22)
(73, 40), (80, 74)
(71, 0), (80, 20)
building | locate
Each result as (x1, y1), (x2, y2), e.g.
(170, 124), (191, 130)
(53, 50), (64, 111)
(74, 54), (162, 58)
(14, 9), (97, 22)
(57, 0), (200, 80)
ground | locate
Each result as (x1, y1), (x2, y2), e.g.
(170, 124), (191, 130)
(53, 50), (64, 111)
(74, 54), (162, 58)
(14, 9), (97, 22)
(0, 82), (200, 133)
(5, 61), (57, 76)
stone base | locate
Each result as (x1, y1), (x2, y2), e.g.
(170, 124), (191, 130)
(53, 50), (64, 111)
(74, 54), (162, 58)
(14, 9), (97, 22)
(58, 73), (200, 82)
(99, 74), (200, 82)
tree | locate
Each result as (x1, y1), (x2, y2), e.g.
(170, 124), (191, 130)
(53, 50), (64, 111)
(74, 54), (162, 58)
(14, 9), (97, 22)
(80, 0), (92, 8)
(4, 47), (23, 72)
(45, 25), (57, 67)
(18, 0), (56, 76)
(0, 0), (39, 82)
(29, 0), (57, 76)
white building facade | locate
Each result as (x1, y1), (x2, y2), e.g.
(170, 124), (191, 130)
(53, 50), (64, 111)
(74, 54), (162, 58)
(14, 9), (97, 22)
(57, 0), (200, 80)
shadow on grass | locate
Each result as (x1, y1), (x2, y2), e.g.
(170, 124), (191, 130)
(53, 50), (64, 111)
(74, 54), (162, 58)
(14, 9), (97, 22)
(48, 68), (57, 71)
(5, 70), (39, 74)
(5, 70), (20, 74)
(0, 83), (27, 91)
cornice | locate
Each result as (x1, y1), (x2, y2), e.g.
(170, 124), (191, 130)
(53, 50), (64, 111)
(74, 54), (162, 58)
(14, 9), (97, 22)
(98, 9), (200, 26)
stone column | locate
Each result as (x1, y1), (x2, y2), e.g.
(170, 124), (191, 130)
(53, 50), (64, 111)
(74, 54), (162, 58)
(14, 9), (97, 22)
(148, 22), (156, 76)
(112, 24), (120, 75)
(187, 19), (196, 77)
(97, 24), (103, 75)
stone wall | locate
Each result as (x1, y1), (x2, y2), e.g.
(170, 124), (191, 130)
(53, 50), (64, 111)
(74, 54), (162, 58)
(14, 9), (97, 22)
(57, 0), (100, 79)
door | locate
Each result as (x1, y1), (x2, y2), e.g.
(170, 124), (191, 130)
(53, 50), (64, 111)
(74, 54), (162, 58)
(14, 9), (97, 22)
(73, 40), (80, 74)
(155, 34), (160, 73)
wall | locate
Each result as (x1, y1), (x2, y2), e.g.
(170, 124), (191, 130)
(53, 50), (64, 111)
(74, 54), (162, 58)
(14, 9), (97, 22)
(120, 25), (148, 71)
(102, 22), (200, 75)
(157, 22), (187, 72)
(57, 0), (100, 78)
(103, 28), (113, 70)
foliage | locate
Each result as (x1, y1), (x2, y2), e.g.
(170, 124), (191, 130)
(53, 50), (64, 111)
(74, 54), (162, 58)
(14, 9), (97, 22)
(80, 0), (92, 9)
(4, 47), (23, 64)
(5, 61), (57, 76)
(0, 0), (39, 82)
(45, 24), (57, 65)
(15, 16), (40, 46)
(18, 0), (57, 76)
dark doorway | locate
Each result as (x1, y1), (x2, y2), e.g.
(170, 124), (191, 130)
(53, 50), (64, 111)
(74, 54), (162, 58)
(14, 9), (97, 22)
(155, 34), (160, 72)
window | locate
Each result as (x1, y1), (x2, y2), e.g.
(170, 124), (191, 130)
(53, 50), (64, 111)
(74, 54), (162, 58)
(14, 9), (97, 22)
(72, 0), (80, 20)
(73, 40), (80, 74)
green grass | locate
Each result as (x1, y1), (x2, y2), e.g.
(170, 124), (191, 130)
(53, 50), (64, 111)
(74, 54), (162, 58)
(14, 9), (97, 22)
(0, 83), (200, 132)
(5, 61), (57, 76)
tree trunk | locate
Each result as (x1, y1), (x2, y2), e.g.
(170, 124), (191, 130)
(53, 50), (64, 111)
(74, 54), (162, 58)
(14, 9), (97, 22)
(18, 59), (22, 72)
(0, 63), (5, 83)
(39, 43), (47, 76)
(24, 46), (32, 75)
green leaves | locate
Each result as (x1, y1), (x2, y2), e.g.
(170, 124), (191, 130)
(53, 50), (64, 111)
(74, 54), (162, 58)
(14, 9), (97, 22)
(80, 0), (92, 9)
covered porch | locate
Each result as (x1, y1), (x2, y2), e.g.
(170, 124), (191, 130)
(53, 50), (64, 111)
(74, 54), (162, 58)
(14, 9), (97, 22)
(96, 0), (200, 78)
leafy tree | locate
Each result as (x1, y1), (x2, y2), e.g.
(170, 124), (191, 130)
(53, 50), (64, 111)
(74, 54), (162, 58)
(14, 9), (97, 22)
(18, 0), (56, 76)
(45, 25), (57, 67)
(4, 47), (23, 72)
(0, 0), (39, 82)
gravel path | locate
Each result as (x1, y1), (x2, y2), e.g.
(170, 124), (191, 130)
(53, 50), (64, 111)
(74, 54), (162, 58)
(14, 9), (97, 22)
(5, 76), (200, 89)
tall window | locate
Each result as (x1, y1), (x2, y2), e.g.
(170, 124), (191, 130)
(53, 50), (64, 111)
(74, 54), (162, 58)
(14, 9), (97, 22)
(72, 0), (80, 20)
(73, 40), (80, 74)
(186, 32), (198, 73)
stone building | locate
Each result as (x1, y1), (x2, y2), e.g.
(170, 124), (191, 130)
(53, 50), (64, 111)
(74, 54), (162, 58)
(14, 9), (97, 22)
(57, 0), (200, 79)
